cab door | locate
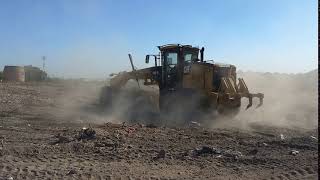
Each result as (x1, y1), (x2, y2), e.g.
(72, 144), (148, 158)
(162, 50), (182, 90)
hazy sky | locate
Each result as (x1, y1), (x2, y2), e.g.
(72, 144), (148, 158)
(0, 0), (317, 78)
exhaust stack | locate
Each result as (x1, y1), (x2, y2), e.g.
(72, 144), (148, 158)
(200, 47), (204, 62)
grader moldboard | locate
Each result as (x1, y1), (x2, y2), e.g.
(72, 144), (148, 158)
(100, 44), (264, 126)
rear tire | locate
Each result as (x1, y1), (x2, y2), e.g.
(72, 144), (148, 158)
(159, 89), (205, 127)
(99, 86), (160, 125)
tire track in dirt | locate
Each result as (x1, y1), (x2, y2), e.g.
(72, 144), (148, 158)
(0, 155), (178, 180)
(266, 166), (318, 180)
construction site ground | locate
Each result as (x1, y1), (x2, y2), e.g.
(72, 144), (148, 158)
(0, 82), (318, 180)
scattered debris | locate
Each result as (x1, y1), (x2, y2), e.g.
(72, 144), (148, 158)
(280, 134), (285, 140)
(310, 136), (318, 140)
(94, 142), (105, 147)
(66, 169), (77, 175)
(190, 147), (243, 159)
(136, 123), (143, 128)
(121, 122), (126, 127)
(154, 149), (166, 159)
(190, 121), (201, 127)
(257, 142), (268, 147)
(125, 127), (136, 136)
(77, 127), (96, 140)
(224, 150), (243, 159)
(94, 137), (120, 149)
(52, 127), (97, 144)
(103, 139), (116, 147)
(52, 134), (73, 144)
(192, 146), (221, 156)
(290, 150), (299, 156)
(248, 149), (258, 155)
(0, 138), (4, 156)
(146, 123), (157, 128)
(233, 166), (241, 171)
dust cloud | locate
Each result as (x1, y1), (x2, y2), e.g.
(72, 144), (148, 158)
(213, 69), (318, 130)
(49, 79), (159, 126)
(51, 69), (317, 131)
(48, 80), (109, 124)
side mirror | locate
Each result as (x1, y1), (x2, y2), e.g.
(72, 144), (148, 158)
(145, 55), (150, 64)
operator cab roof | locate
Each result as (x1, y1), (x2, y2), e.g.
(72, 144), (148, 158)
(214, 63), (233, 67)
(158, 44), (199, 51)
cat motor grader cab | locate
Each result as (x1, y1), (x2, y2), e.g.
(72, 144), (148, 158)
(100, 44), (263, 124)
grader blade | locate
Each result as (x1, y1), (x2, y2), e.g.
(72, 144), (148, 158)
(245, 93), (263, 110)
(246, 94), (253, 110)
(237, 78), (264, 110)
(253, 93), (264, 108)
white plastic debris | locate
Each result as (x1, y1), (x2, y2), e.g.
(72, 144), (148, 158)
(262, 143), (268, 146)
(280, 134), (285, 140)
(310, 136), (318, 140)
(190, 121), (201, 127)
(290, 150), (299, 155)
(27, 124), (31, 127)
(7, 176), (13, 180)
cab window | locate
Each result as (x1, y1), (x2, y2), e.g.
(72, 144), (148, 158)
(184, 54), (192, 62)
(166, 52), (178, 68)
(184, 52), (198, 62)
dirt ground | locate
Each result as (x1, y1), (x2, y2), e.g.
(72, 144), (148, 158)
(0, 81), (318, 180)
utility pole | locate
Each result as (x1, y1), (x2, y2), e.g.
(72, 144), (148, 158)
(42, 56), (46, 80)
(42, 56), (46, 72)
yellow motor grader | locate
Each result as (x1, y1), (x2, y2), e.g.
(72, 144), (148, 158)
(100, 44), (263, 124)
